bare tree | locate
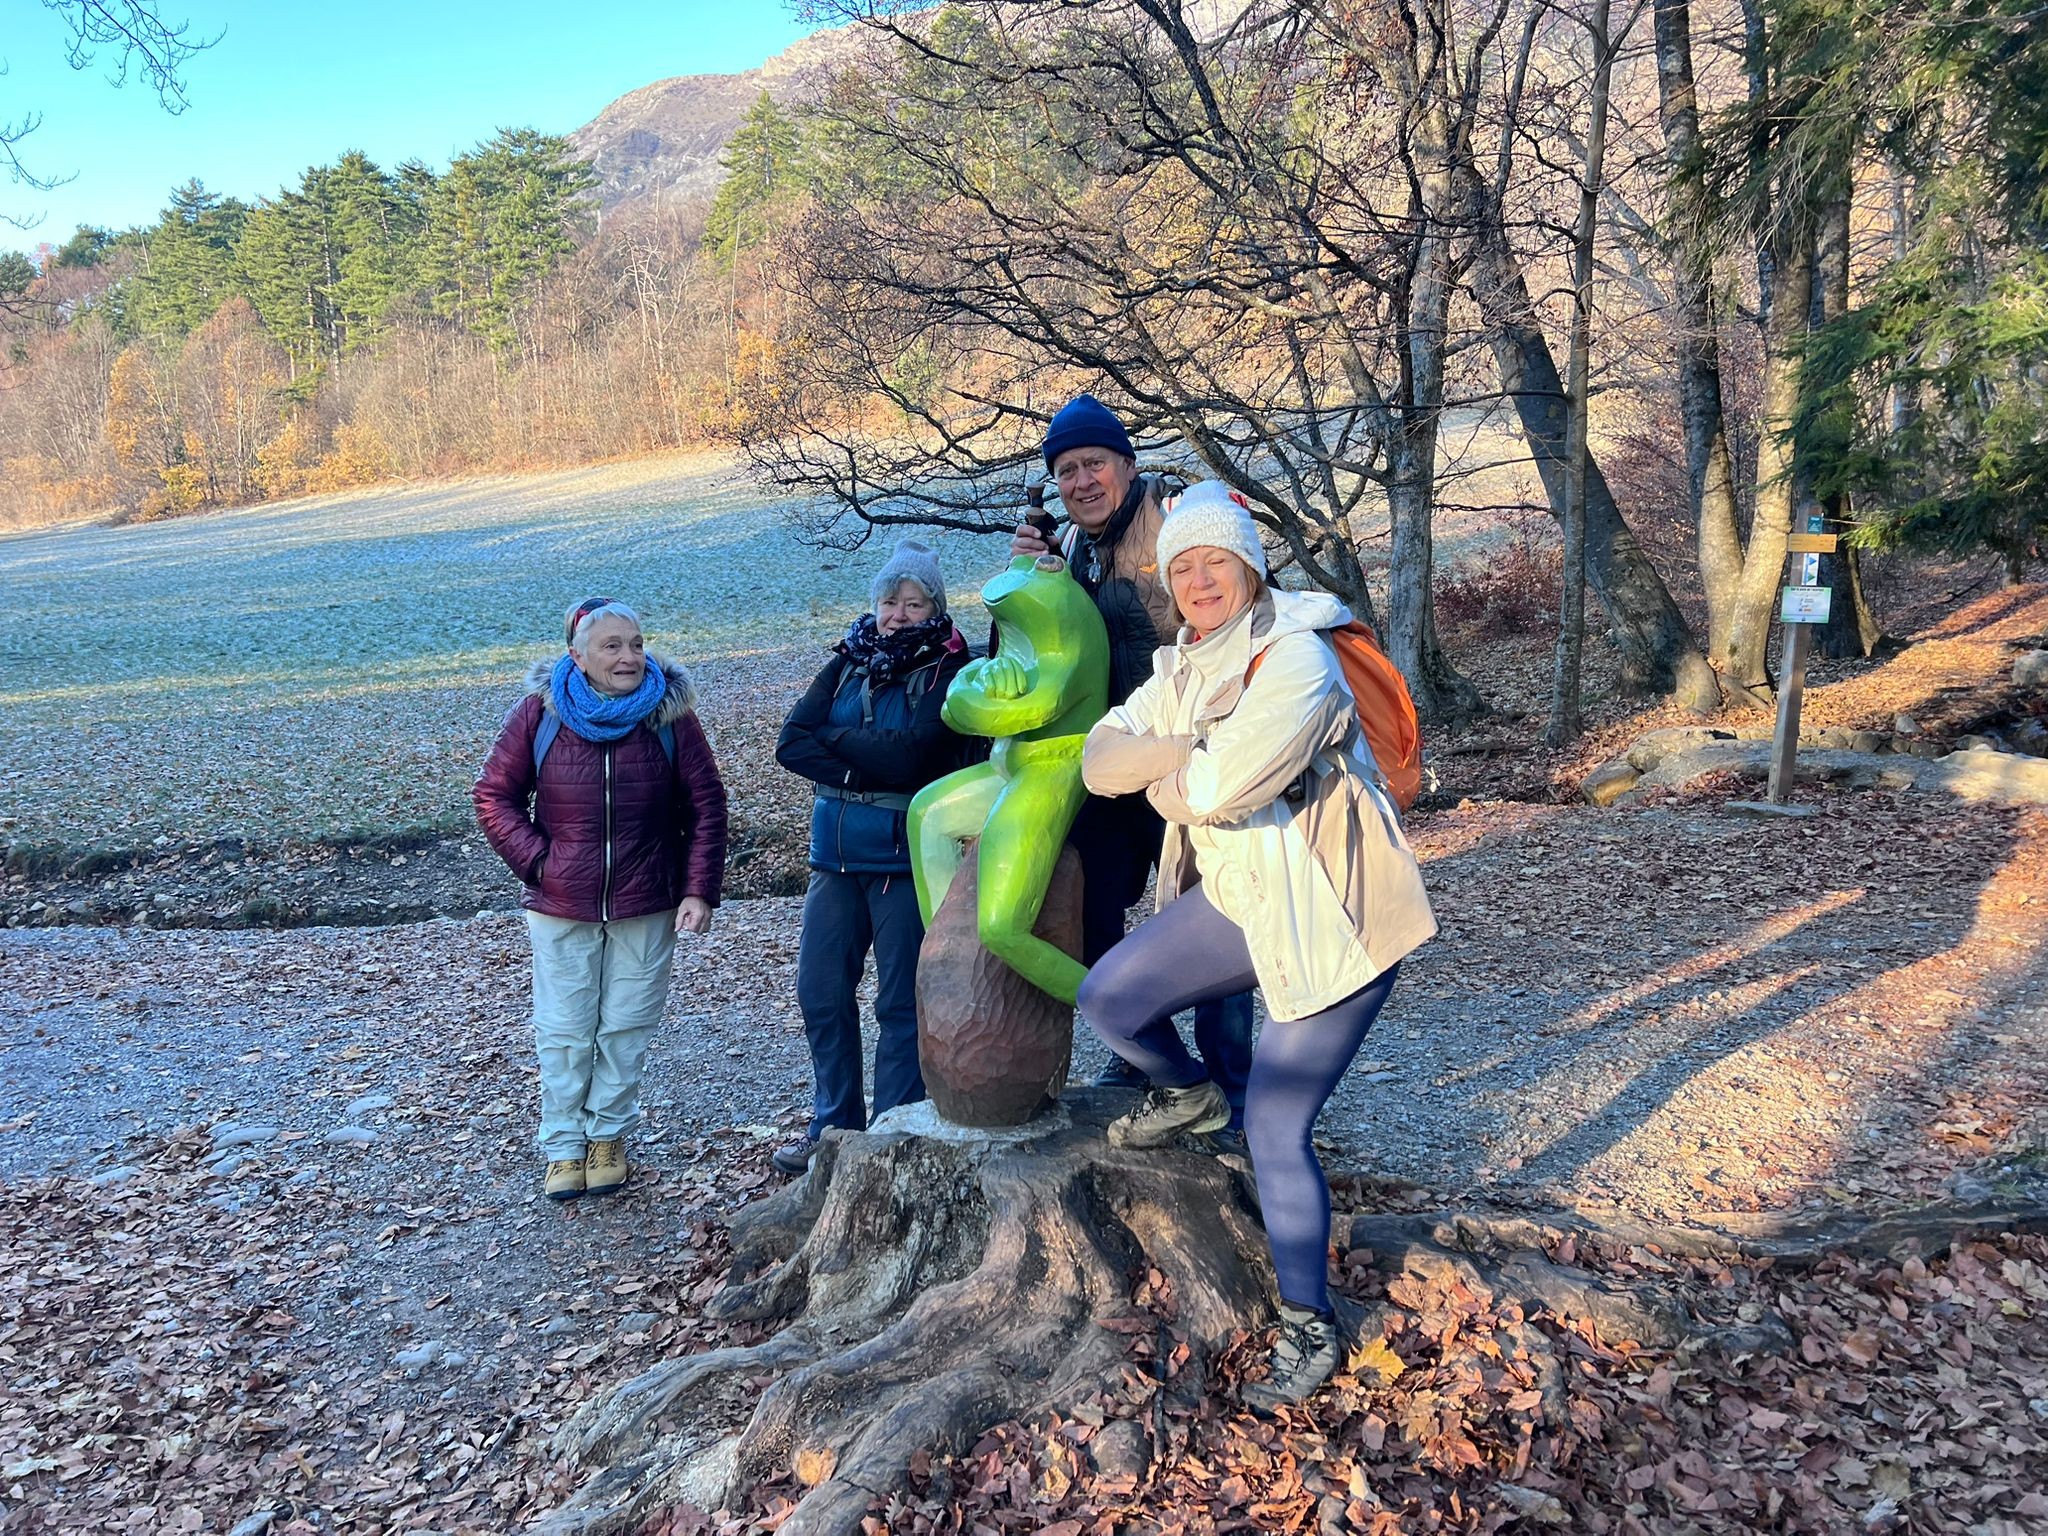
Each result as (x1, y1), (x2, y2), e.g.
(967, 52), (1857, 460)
(5, 2), (217, 231)
(1650, 0), (1745, 670)
(1452, 103), (1723, 711)
(746, 0), (1502, 719)
(1549, 0), (1630, 745)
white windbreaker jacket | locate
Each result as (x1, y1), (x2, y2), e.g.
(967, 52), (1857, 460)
(1081, 589), (1436, 1020)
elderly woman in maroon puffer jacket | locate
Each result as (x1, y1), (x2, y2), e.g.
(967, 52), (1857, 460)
(474, 597), (728, 1202)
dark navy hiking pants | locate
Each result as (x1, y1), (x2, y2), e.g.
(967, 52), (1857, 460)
(795, 869), (926, 1138)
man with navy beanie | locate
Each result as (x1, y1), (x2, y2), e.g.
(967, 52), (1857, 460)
(1012, 394), (1254, 1130)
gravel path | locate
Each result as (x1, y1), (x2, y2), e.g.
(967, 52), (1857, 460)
(9, 790), (2043, 1222)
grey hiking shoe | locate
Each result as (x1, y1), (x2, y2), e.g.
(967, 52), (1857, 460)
(770, 1136), (818, 1176)
(1107, 1079), (1230, 1149)
(1242, 1303), (1342, 1414)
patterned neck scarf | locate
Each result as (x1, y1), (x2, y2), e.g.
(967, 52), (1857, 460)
(836, 613), (955, 687)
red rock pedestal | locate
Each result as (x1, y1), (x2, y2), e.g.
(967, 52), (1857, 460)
(915, 841), (1082, 1127)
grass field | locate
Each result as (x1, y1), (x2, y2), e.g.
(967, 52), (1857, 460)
(1, 454), (1010, 863)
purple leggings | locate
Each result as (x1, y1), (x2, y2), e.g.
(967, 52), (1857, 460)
(1077, 883), (1399, 1312)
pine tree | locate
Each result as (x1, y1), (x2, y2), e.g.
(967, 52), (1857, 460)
(235, 184), (329, 379)
(701, 93), (807, 268)
(325, 151), (415, 360)
(416, 130), (596, 351)
(126, 179), (248, 339)
(50, 226), (114, 269)
(1789, 0), (2047, 581)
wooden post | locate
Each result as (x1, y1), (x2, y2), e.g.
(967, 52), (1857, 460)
(1767, 620), (1812, 803)
(1766, 518), (1838, 804)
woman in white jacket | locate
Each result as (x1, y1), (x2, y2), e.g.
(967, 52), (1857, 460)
(1077, 481), (1436, 1412)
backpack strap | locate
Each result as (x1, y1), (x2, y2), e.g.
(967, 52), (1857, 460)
(905, 657), (936, 711)
(532, 711), (563, 777)
(535, 710), (676, 776)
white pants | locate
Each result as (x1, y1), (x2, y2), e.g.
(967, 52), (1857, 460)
(527, 909), (677, 1159)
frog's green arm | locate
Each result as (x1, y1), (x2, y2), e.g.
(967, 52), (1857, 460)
(944, 653), (1106, 739)
(939, 653), (1065, 738)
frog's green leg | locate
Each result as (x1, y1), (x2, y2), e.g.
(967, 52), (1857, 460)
(907, 762), (1003, 927)
(976, 744), (1090, 1005)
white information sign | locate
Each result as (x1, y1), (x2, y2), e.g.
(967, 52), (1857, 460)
(1801, 552), (1822, 585)
(1781, 585), (1833, 624)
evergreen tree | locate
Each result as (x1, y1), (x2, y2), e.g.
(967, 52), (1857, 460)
(325, 151), (416, 357)
(236, 184), (330, 378)
(50, 226), (114, 269)
(1791, 0), (2047, 580)
(126, 180), (248, 339)
(0, 251), (35, 298)
(702, 93), (807, 267)
(417, 129), (596, 351)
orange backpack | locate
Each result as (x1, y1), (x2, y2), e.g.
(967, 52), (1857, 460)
(1246, 620), (1424, 811)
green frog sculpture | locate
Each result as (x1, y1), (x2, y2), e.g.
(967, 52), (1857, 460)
(908, 553), (1110, 1124)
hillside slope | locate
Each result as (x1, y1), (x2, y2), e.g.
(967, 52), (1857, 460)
(569, 24), (861, 214)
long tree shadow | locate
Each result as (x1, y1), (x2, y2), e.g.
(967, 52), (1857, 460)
(1326, 790), (2042, 1216)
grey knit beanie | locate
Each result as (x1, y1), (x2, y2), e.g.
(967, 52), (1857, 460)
(871, 538), (947, 615)
(1155, 481), (1268, 580)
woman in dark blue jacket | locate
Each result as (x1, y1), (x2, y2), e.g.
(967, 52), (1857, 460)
(772, 541), (970, 1173)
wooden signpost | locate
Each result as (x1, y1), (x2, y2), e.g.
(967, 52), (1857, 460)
(1767, 515), (1837, 803)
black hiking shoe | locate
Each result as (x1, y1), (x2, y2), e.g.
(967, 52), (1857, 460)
(1242, 1304), (1342, 1415)
(1093, 1054), (1147, 1089)
(1107, 1080), (1230, 1149)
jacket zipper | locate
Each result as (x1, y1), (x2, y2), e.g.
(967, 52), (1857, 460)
(601, 746), (615, 921)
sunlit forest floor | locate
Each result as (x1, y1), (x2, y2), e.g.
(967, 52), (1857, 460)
(1, 465), (2044, 1533)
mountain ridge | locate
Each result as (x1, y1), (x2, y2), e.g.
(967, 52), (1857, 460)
(569, 24), (862, 217)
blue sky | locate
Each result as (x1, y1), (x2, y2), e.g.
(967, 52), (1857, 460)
(3, 0), (816, 251)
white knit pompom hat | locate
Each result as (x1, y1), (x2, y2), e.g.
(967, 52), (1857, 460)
(1155, 480), (1268, 580)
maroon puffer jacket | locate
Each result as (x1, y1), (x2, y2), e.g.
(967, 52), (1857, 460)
(473, 656), (728, 923)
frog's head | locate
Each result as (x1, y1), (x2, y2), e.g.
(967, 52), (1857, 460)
(981, 553), (1097, 641)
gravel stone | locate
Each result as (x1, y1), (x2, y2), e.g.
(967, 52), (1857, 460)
(211, 1125), (281, 1150)
(394, 1340), (444, 1376)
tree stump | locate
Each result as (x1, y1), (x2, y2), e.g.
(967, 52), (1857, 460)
(914, 840), (1083, 1127)
(537, 1090), (1274, 1536)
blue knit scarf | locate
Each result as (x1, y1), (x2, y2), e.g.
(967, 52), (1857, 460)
(549, 653), (667, 742)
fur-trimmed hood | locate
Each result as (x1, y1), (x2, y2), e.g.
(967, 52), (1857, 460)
(523, 653), (698, 727)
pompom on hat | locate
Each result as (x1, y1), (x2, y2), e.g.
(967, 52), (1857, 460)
(1042, 393), (1136, 470)
(872, 538), (947, 615)
(1155, 480), (1268, 581)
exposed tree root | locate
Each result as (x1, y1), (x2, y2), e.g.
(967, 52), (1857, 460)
(536, 1091), (1272, 1536)
(1340, 1189), (2048, 1366)
(538, 1106), (2048, 1536)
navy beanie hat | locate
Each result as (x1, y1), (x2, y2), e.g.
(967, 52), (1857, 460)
(1043, 393), (1135, 470)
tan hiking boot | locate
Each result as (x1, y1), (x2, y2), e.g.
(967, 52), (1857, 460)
(1107, 1080), (1231, 1149)
(545, 1157), (586, 1200)
(584, 1138), (628, 1196)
